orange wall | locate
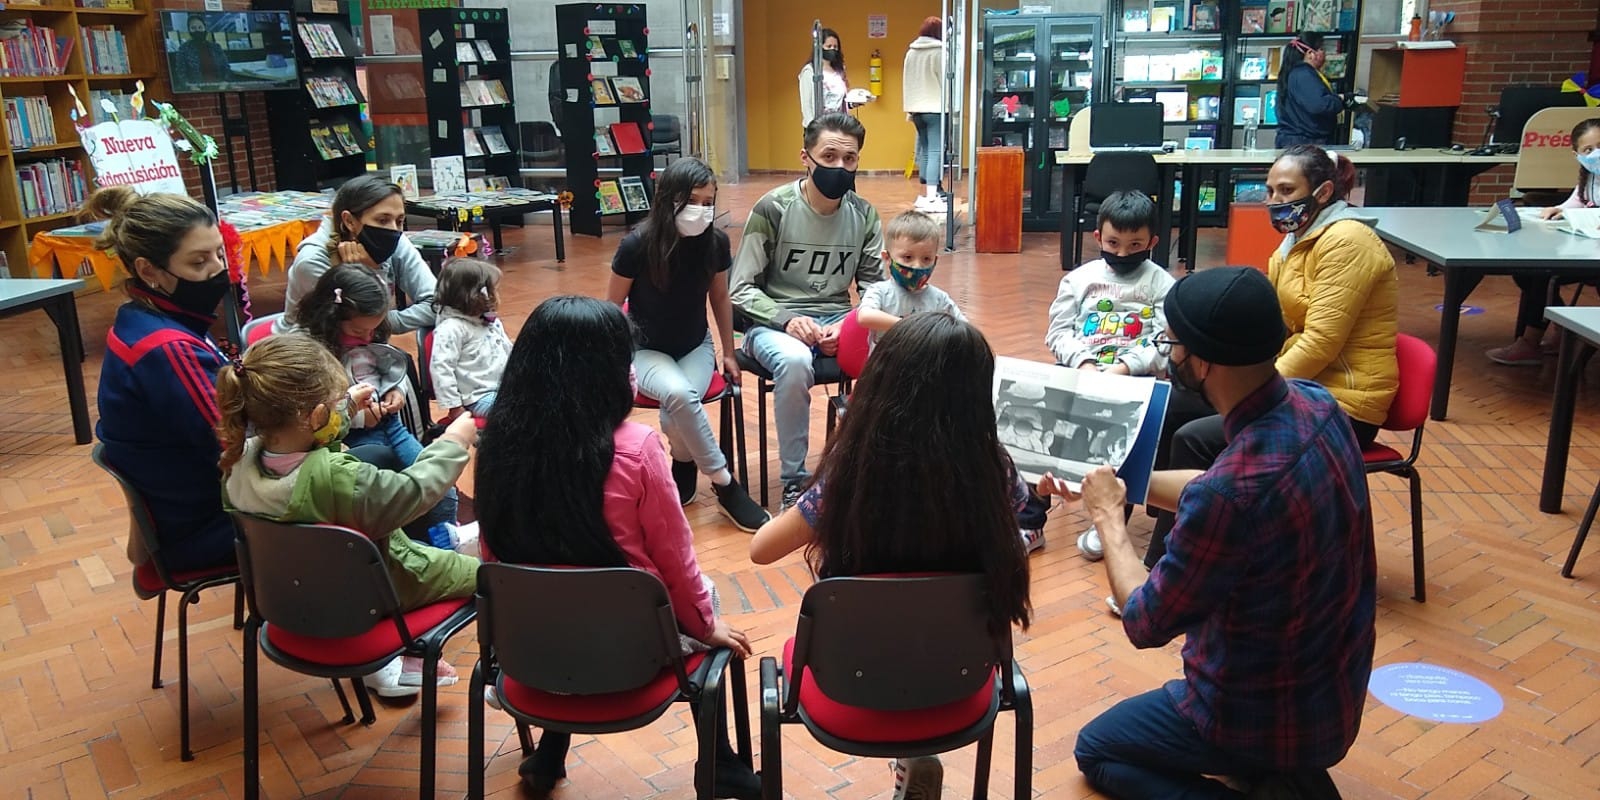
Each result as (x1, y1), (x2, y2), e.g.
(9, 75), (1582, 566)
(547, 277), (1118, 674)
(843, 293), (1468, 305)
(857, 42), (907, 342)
(745, 0), (943, 172)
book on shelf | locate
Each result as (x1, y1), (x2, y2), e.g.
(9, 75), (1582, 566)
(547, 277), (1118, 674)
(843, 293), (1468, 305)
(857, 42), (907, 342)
(331, 122), (362, 155)
(1201, 56), (1223, 81)
(608, 121), (648, 154)
(455, 41), (477, 63)
(390, 164), (419, 199)
(1267, 49), (1282, 79)
(1234, 180), (1268, 202)
(597, 179), (626, 214)
(463, 128), (484, 157)
(1184, 136), (1214, 150)
(1337, 0), (1357, 31)
(610, 76), (646, 103)
(1147, 55), (1175, 82)
(431, 155), (466, 194)
(467, 176), (488, 192)
(618, 176), (650, 212)
(88, 89), (133, 123)
(1240, 4), (1267, 33)
(475, 40), (496, 61)
(1175, 52), (1203, 81)
(305, 75), (359, 108)
(1239, 56), (1268, 80)
(298, 22), (345, 58)
(1149, 6), (1175, 32)
(1073, 72), (1093, 89)
(1297, 0), (1336, 31)
(484, 79), (509, 104)
(80, 26), (131, 75)
(1121, 8), (1150, 33)
(0, 20), (73, 77)
(4, 95), (57, 149)
(591, 78), (617, 105)
(594, 128), (617, 156)
(1196, 95), (1221, 120)
(992, 357), (1169, 502)
(585, 35), (606, 59)
(1191, 2), (1219, 31)
(1262, 89), (1279, 124)
(308, 124), (338, 159)
(15, 156), (89, 219)
(1155, 90), (1187, 121)
(485, 176), (511, 191)
(1233, 95), (1262, 122)
(479, 125), (511, 154)
(1266, 0), (1294, 33)
(1324, 53), (1347, 79)
(617, 39), (637, 58)
(1047, 126), (1068, 148)
(1123, 54), (1149, 82)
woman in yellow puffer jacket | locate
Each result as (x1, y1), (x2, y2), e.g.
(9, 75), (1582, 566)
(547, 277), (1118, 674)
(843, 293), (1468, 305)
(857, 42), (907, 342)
(1265, 144), (1398, 443)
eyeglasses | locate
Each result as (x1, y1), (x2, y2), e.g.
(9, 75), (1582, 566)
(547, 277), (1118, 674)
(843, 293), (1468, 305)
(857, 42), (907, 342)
(1153, 337), (1180, 357)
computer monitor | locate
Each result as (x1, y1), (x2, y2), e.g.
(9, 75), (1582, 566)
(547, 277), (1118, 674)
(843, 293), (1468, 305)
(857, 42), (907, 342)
(1090, 103), (1164, 149)
(1493, 86), (1586, 145)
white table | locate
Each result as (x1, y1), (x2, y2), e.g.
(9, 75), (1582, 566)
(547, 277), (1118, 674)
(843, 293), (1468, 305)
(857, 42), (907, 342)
(0, 278), (89, 443)
(1542, 307), (1600, 517)
(1367, 207), (1600, 422)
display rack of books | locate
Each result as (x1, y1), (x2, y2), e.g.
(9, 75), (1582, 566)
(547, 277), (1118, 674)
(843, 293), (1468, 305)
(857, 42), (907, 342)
(980, 11), (1104, 232)
(0, 0), (158, 280)
(254, 0), (366, 191)
(555, 2), (654, 236)
(418, 6), (519, 196)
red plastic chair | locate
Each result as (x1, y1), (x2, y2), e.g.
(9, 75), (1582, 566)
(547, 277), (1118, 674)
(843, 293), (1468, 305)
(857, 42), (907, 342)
(467, 564), (752, 799)
(759, 574), (1032, 799)
(241, 313), (280, 347)
(1362, 333), (1435, 602)
(91, 444), (242, 762)
(233, 515), (476, 800)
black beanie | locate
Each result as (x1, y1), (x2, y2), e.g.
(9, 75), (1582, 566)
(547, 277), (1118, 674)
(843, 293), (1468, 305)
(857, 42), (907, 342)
(1164, 267), (1287, 366)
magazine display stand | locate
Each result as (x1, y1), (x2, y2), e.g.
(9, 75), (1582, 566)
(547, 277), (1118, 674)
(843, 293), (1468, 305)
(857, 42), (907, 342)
(419, 6), (519, 191)
(555, 2), (654, 236)
(255, 0), (367, 190)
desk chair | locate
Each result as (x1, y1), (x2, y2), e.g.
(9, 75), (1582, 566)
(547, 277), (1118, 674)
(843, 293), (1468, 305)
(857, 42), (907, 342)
(1362, 334), (1435, 601)
(1069, 153), (1163, 266)
(652, 114), (683, 166)
(91, 444), (243, 762)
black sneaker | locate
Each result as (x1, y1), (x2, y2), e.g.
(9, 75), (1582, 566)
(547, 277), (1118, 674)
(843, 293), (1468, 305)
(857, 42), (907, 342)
(781, 481), (804, 511)
(714, 480), (771, 532)
(672, 459), (698, 505)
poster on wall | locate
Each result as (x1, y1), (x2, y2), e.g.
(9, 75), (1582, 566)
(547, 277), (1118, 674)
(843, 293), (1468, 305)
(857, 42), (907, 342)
(868, 14), (887, 39)
(78, 119), (187, 195)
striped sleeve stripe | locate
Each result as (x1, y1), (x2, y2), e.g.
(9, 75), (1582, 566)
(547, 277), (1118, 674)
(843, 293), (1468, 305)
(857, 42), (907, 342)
(163, 343), (221, 425)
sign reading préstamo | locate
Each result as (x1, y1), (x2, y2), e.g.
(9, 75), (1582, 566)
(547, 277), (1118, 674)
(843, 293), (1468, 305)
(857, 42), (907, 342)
(1368, 662), (1503, 724)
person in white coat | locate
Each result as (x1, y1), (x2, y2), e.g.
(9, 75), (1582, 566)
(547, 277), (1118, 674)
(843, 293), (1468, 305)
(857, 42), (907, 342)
(798, 27), (848, 128)
(903, 17), (946, 211)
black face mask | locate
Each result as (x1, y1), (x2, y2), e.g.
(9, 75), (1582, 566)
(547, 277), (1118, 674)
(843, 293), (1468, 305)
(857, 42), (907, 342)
(190, 30), (208, 41)
(821, 48), (841, 66)
(1102, 249), (1150, 275)
(1170, 352), (1207, 398)
(357, 225), (404, 264)
(164, 268), (231, 319)
(806, 152), (856, 200)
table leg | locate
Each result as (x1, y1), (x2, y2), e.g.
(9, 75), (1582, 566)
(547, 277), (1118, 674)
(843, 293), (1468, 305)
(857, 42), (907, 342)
(491, 220), (504, 252)
(1179, 164), (1200, 273)
(1155, 163), (1176, 270)
(1430, 266), (1484, 421)
(1059, 164), (1080, 270)
(551, 204), (566, 262)
(1541, 329), (1595, 513)
(46, 296), (92, 444)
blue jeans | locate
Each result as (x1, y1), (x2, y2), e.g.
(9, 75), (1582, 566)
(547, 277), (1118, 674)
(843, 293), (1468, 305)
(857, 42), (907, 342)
(635, 333), (726, 474)
(1075, 688), (1260, 799)
(345, 415), (458, 539)
(466, 391), (496, 416)
(911, 112), (944, 186)
(742, 312), (845, 485)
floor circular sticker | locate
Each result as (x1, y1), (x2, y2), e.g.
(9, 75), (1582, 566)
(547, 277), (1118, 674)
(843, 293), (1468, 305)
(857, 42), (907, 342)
(1368, 662), (1503, 723)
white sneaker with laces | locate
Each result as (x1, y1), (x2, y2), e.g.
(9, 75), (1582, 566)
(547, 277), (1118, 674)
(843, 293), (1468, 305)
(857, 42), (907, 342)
(1020, 527), (1046, 554)
(362, 657), (421, 698)
(891, 756), (944, 800)
(1077, 526), (1105, 561)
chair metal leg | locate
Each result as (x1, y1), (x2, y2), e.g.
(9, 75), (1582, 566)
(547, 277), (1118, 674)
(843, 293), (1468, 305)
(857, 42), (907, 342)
(353, 677), (377, 725)
(1408, 468), (1426, 602)
(694, 667), (721, 800)
(177, 588), (199, 761)
(1563, 473), (1600, 578)
(232, 582), (244, 630)
(731, 660), (752, 764)
(468, 659), (487, 800)
(720, 392), (736, 483)
(420, 649), (440, 800)
(330, 678), (356, 725)
(516, 722), (535, 756)
(973, 729), (995, 800)
(734, 387), (748, 491)
(151, 592), (167, 690)
(1012, 666), (1034, 800)
(757, 382), (770, 508)
(759, 658), (783, 800)
(242, 620), (261, 800)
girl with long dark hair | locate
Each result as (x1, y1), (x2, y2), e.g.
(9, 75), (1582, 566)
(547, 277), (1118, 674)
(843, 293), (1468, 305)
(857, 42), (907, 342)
(605, 157), (767, 531)
(474, 296), (761, 799)
(798, 27), (848, 127)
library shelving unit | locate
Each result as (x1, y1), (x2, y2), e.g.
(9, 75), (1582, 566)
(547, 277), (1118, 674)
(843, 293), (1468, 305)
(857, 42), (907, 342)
(419, 6), (520, 191)
(0, 0), (158, 278)
(256, 0), (367, 190)
(555, 2), (654, 237)
(980, 11), (1105, 232)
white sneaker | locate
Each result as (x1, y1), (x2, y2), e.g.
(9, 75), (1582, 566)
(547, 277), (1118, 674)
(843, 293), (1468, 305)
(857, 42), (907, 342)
(1106, 594), (1123, 618)
(891, 756), (944, 800)
(362, 657), (421, 698)
(452, 520), (481, 557)
(913, 194), (944, 212)
(1020, 528), (1045, 554)
(1077, 527), (1105, 561)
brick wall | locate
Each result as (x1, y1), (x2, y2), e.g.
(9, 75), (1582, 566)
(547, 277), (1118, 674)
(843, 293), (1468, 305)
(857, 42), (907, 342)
(1427, 0), (1596, 203)
(156, 0), (279, 196)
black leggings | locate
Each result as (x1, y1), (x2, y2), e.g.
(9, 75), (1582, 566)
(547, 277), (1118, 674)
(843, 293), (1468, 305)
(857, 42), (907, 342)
(1144, 408), (1379, 568)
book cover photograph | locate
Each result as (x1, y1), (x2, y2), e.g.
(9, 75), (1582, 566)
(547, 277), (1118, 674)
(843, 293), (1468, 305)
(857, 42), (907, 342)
(597, 179), (626, 214)
(591, 78), (617, 105)
(619, 176), (650, 212)
(610, 76), (646, 103)
(390, 164), (419, 199)
(463, 129), (484, 157)
(992, 357), (1168, 503)
(431, 155), (467, 194)
(594, 128), (617, 156)
(479, 125), (511, 154)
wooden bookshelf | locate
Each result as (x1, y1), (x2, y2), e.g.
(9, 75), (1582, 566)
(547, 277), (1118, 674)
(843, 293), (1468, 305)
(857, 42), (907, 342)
(0, 0), (161, 280)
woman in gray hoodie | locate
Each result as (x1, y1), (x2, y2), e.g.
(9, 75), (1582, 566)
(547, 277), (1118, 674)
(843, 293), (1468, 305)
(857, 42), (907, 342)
(903, 16), (946, 211)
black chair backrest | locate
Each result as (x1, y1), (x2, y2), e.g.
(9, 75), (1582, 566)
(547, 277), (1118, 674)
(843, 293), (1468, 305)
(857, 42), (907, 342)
(478, 563), (685, 696)
(233, 514), (408, 641)
(1083, 152), (1163, 204)
(652, 114), (681, 145)
(791, 575), (1003, 712)
(90, 442), (172, 577)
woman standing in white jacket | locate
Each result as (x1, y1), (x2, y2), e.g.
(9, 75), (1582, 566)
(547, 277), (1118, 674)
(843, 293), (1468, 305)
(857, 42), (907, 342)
(903, 17), (946, 211)
(798, 28), (848, 128)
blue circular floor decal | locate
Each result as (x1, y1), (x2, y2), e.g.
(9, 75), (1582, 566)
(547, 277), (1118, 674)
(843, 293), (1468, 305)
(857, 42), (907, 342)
(1369, 663), (1503, 723)
(1434, 304), (1484, 315)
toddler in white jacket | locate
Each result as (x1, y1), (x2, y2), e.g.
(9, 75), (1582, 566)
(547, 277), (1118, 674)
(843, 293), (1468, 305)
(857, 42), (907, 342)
(430, 258), (512, 418)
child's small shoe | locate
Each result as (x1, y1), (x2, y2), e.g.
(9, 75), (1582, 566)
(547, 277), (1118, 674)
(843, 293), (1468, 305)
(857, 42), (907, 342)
(1021, 527), (1046, 554)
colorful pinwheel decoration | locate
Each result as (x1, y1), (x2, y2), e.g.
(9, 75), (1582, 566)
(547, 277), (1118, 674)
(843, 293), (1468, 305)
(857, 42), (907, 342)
(1561, 73), (1600, 108)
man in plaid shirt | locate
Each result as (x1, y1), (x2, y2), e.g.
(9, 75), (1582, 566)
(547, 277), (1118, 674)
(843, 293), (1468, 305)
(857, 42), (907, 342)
(1047, 268), (1377, 798)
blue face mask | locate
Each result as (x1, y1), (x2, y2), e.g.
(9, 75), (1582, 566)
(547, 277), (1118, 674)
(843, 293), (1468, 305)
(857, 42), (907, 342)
(1577, 150), (1600, 177)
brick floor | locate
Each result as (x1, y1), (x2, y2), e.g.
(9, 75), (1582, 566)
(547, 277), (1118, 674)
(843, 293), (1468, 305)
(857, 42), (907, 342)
(3, 175), (1600, 798)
